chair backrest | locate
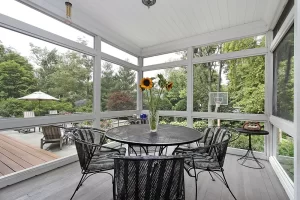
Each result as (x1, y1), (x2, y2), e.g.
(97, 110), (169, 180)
(209, 130), (231, 168)
(74, 127), (106, 144)
(114, 156), (185, 200)
(42, 126), (62, 140)
(49, 110), (58, 115)
(24, 111), (35, 118)
(73, 128), (102, 170)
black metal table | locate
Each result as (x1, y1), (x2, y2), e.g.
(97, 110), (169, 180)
(105, 124), (203, 155)
(235, 128), (269, 169)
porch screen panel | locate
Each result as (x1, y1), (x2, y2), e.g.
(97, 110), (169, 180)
(143, 67), (187, 111)
(101, 41), (137, 65)
(273, 26), (294, 121)
(276, 128), (294, 181)
(193, 56), (265, 114)
(100, 60), (137, 112)
(0, 26), (93, 119)
(194, 35), (265, 58)
(0, 0), (94, 48)
(144, 51), (187, 66)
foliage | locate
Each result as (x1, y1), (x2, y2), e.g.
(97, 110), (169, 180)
(0, 98), (73, 117)
(279, 137), (294, 157)
(101, 61), (137, 111)
(0, 43), (36, 99)
(107, 91), (136, 111)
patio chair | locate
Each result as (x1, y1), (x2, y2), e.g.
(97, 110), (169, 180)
(70, 128), (126, 200)
(173, 126), (221, 154)
(184, 128), (237, 200)
(112, 155), (186, 200)
(41, 126), (66, 150)
(49, 110), (58, 115)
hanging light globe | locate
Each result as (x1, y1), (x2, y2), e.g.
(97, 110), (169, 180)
(142, 0), (156, 8)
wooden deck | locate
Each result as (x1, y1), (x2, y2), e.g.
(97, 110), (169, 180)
(0, 155), (289, 200)
(0, 134), (59, 176)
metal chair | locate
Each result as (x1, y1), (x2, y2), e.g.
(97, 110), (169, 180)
(70, 128), (126, 200)
(184, 128), (237, 200)
(112, 155), (187, 200)
(173, 127), (221, 154)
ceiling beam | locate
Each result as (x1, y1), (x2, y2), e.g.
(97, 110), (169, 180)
(19, 0), (142, 56)
(141, 21), (268, 58)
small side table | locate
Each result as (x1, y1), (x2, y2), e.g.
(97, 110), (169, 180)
(235, 128), (269, 169)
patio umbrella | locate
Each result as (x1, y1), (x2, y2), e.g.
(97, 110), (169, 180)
(18, 91), (59, 116)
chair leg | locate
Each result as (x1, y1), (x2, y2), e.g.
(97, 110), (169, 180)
(60, 138), (63, 150)
(208, 171), (215, 181)
(70, 173), (87, 200)
(220, 169), (237, 200)
(40, 139), (43, 149)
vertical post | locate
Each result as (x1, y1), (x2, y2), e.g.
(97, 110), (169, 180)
(265, 31), (274, 158)
(187, 47), (193, 128)
(137, 57), (143, 114)
(93, 36), (101, 129)
(294, 1), (300, 199)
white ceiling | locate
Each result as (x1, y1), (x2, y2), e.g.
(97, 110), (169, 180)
(29, 0), (285, 55)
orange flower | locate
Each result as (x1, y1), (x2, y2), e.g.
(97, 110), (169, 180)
(140, 78), (153, 90)
(139, 84), (145, 91)
(166, 82), (173, 91)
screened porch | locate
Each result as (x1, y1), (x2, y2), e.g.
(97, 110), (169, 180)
(0, 0), (298, 200)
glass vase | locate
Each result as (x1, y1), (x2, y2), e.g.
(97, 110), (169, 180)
(149, 110), (159, 132)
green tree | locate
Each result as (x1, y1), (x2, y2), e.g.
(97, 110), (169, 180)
(0, 43), (36, 99)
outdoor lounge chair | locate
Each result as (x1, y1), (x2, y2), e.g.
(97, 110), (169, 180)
(49, 110), (58, 115)
(41, 126), (66, 150)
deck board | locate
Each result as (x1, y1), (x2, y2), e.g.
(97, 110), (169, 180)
(0, 134), (58, 159)
(0, 135), (58, 175)
(0, 155), (289, 200)
(0, 135), (58, 161)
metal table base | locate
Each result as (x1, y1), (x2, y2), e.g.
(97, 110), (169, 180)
(237, 134), (265, 169)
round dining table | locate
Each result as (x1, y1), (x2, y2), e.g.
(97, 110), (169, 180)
(105, 124), (203, 155)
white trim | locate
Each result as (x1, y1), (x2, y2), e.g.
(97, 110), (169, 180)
(270, 115), (295, 137)
(18, 0), (141, 56)
(294, 1), (300, 198)
(0, 154), (78, 189)
(192, 112), (268, 121)
(137, 58), (143, 112)
(142, 60), (188, 71)
(270, 156), (294, 200)
(265, 31), (273, 158)
(101, 52), (139, 71)
(93, 36), (101, 129)
(270, 6), (294, 52)
(0, 114), (95, 131)
(142, 110), (188, 118)
(100, 110), (139, 119)
(141, 21), (268, 57)
(266, 0), (289, 30)
(193, 47), (268, 64)
(227, 147), (267, 160)
(0, 13), (97, 56)
(186, 47), (193, 128)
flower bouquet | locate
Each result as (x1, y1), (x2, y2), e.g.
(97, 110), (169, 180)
(139, 74), (173, 132)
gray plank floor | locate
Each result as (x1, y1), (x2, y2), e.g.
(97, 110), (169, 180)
(0, 155), (289, 200)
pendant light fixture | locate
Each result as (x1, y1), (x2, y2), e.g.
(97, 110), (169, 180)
(65, 1), (72, 19)
(142, 0), (156, 8)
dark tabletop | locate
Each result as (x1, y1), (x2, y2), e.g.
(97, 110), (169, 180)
(235, 128), (269, 135)
(105, 124), (203, 146)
